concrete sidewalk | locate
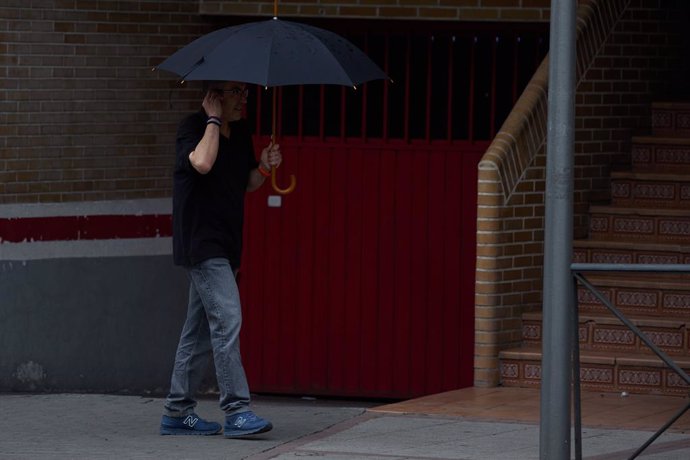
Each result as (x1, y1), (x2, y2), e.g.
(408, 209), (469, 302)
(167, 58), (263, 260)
(1, 392), (690, 459)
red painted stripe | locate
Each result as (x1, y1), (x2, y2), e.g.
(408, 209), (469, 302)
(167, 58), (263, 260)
(0, 215), (172, 243)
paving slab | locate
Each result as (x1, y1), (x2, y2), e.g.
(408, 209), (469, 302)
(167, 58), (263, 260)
(251, 413), (690, 460)
(3, 392), (690, 459)
(0, 393), (368, 460)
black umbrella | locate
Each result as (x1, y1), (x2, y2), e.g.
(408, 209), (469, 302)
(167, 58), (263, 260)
(155, 15), (388, 194)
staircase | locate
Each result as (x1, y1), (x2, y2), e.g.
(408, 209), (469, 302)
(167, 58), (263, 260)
(499, 102), (690, 396)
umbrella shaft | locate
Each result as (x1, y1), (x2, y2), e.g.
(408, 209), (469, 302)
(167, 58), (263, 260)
(272, 87), (277, 143)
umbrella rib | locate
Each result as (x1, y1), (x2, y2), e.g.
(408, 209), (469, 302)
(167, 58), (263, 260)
(180, 57), (205, 81)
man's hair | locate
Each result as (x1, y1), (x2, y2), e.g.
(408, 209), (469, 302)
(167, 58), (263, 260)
(202, 80), (225, 93)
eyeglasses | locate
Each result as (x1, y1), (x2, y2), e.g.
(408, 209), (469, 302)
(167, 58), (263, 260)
(214, 87), (249, 98)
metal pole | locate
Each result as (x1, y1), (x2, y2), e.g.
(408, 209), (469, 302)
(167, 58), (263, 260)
(540, 0), (576, 459)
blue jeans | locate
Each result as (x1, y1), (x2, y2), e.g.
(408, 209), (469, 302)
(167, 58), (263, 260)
(164, 258), (250, 417)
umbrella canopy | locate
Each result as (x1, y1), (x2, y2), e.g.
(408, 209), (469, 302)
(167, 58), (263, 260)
(155, 18), (388, 87)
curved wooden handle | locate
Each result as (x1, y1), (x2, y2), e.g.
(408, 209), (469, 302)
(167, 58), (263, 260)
(271, 166), (296, 195)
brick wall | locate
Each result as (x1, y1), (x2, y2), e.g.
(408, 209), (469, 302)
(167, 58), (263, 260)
(475, 0), (690, 387)
(0, 1), (221, 204)
(200, 0), (552, 21)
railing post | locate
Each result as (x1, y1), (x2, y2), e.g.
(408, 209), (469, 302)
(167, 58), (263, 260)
(572, 279), (582, 460)
(540, 0), (576, 458)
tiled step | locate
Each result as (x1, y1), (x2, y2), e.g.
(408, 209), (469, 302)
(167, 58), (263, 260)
(522, 312), (689, 355)
(574, 273), (690, 318)
(610, 171), (690, 209)
(652, 102), (690, 137)
(499, 346), (690, 395)
(632, 136), (690, 173)
(587, 206), (690, 244)
(574, 236), (690, 265)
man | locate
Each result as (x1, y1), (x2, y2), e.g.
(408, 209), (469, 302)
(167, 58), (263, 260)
(160, 81), (280, 438)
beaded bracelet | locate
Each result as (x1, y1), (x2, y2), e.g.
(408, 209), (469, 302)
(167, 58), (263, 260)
(258, 164), (271, 177)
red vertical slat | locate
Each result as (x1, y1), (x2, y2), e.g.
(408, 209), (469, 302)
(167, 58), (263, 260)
(298, 85), (304, 140)
(459, 151), (481, 386)
(277, 87), (283, 138)
(513, 36), (520, 104)
(425, 36), (433, 142)
(409, 149), (430, 396)
(277, 141), (299, 391)
(343, 147), (364, 394)
(340, 87), (346, 141)
(404, 36), (411, 143)
(392, 147), (412, 397)
(361, 84), (368, 141)
(468, 36), (476, 143)
(259, 158), (283, 390)
(359, 147), (380, 395)
(442, 148), (462, 389)
(319, 85), (325, 141)
(490, 36), (498, 138)
(425, 147), (446, 393)
(447, 37), (454, 142)
(310, 145), (333, 392)
(294, 145), (316, 391)
(383, 34), (390, 142)
(376, 147), (396, 394)
(361, 35), (369, 141)
(327, 147), (348, 392)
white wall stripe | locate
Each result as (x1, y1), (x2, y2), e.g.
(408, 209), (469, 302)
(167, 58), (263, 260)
(0, 198), (171, 218)
(0, 237), (173, 261)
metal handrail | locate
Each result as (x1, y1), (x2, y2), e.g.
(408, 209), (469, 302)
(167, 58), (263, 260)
(570, 263), (690, 460)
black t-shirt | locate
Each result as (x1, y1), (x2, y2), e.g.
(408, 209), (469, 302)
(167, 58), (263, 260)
(172, 111), (258, 268)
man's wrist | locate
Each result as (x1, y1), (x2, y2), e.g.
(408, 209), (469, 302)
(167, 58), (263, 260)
(258, 163), (271, 177)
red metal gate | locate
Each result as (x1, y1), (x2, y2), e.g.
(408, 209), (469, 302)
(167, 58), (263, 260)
(236, 20), (547, 399)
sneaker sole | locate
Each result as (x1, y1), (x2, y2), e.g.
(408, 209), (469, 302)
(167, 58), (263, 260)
(160, 427), (222, 436)
(223, 423), (273, 438)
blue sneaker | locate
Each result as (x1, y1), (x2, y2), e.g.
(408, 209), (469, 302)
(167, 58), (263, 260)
(224, 411), (273, 438)
(160, 413), (222, 435)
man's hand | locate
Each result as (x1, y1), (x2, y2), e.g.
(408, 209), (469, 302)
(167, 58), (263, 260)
(248, 143), (282, 192)
(260, 143), (282, 170)
(202, 90), (223, 118)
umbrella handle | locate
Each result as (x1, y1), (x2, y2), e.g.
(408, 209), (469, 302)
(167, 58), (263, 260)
(271, 166), (296, 195)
